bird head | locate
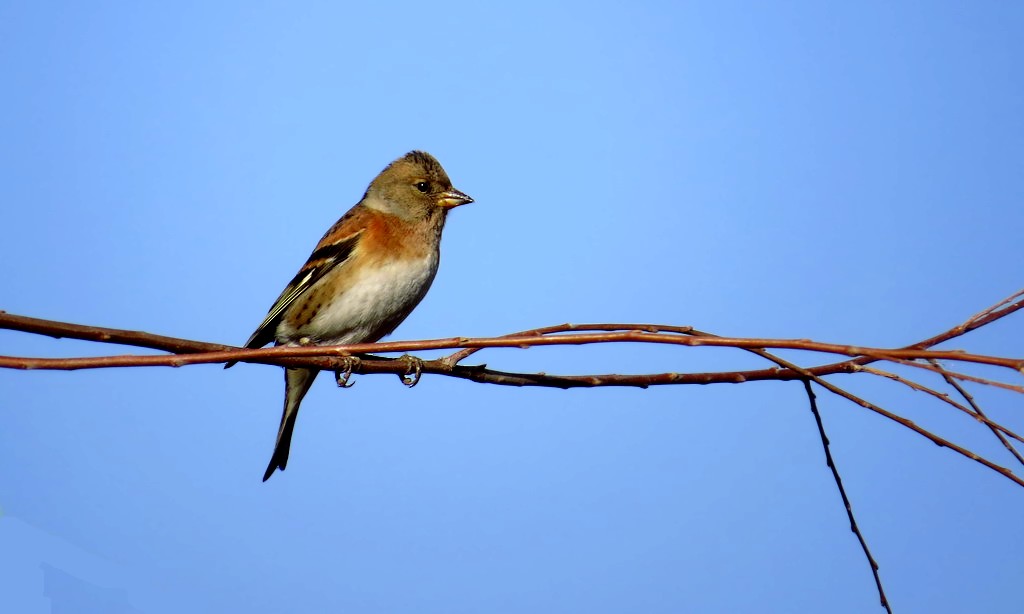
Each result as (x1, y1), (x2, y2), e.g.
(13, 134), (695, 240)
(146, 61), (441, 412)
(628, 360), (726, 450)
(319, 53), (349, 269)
(364, 151), (473, 219)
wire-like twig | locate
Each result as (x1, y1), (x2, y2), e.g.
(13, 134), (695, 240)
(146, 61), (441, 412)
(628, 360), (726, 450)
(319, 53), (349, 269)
(803, 380), (891, 614)
(673, 330), (893, 611)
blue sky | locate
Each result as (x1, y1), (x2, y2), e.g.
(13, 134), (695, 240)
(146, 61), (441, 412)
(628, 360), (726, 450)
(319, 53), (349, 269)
(2, 2), (1023, 612)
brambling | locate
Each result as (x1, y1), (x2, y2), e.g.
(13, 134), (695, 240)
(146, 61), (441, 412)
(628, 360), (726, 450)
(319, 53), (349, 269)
(231, 151), (472, 481)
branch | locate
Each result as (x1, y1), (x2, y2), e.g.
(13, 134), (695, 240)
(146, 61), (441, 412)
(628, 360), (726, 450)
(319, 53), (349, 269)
(2, 322), (1021, 373)
(3, 287), (1023, 614)
(930, 359), (1024, 467)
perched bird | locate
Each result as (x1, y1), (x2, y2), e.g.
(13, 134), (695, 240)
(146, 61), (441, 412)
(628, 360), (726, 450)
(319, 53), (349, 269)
(230, 151), (472, 481)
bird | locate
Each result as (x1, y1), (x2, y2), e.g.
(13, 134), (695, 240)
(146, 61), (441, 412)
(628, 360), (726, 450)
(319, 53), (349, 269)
(229, 151), (473, 481)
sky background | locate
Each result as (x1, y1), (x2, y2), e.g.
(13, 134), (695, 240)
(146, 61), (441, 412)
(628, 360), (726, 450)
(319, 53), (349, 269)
(1, 2), (1023, 612)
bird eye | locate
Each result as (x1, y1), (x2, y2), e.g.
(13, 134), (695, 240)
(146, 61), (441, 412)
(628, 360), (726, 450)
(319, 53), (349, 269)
(415, 182), (430, 193)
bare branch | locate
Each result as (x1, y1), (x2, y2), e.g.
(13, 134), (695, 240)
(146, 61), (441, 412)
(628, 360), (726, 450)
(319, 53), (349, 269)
(803, 380), (891, 614)
(860, 366), (1024, 446)
(929, 359), (1024, 467)
(2, 288), (1023, 613)
(885, 358), (1024, 395)
(2, 326), (1021, 372)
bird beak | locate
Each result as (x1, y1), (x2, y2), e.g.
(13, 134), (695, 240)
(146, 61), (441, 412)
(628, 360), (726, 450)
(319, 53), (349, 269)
(439, 188), (474, 208)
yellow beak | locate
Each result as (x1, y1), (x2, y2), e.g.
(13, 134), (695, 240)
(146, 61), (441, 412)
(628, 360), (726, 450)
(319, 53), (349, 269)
(439, 188), (474, 208)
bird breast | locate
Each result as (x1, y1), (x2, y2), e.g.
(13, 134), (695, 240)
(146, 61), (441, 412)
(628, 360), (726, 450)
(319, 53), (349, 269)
(279, 252), (440, 347)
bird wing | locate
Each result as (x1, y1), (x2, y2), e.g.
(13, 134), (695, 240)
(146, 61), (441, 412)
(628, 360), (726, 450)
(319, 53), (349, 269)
(242, 227), (364, 350)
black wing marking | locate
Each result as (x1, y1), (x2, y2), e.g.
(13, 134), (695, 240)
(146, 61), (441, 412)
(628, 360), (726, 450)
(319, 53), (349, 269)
(242, 232), (362, 350)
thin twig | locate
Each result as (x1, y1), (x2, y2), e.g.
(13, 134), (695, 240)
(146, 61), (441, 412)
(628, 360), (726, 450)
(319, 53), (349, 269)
(653, 330), (1024, 487)
(860, 366), (1024, 445)
(672, 331), (893, 609)
(929, 359), (1024, 467)
(802, 368), (1023, 488)
(966, 288), (1024, 326)
(807, 289), (1024, 374)
(441, 323), (696, 366)
(886, 359), (1024, 395)
(803, 380), (891, 613)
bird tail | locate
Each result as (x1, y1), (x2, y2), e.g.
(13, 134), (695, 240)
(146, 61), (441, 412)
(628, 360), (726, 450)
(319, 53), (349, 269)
(263, 367), (318, 481)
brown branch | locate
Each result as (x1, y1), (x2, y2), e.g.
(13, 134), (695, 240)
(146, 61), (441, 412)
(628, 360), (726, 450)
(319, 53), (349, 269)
(801, 366), (1024, 488)
(5, 289), (1021, 371)
(965, 288), (1024, 327)
(884, 358), (1024, 395)
(930, 359), (1024, 467)
(1, 328), (1021, 372)
(800, 288), (1024, 374)
(673, 331), (1024, 487)
(5, 312), (1020, 485)
(2, 289), (1022, 612)
(0, 311), (232, 355)
(440, 322), (698, 366)
(860, 366), (1024, 446)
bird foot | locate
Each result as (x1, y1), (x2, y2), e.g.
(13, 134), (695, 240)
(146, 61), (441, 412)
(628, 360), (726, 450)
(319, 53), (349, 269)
(334, 356), (360, 388)
(398, 354), (423, 388)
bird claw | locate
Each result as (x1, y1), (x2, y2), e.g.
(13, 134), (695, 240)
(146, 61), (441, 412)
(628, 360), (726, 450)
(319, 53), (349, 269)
(398, 355), (423, 387)
(334, 356), (360, 388)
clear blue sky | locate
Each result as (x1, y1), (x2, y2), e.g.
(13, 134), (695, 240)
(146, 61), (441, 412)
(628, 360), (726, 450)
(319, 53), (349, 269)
(2, 2), (1022, 612)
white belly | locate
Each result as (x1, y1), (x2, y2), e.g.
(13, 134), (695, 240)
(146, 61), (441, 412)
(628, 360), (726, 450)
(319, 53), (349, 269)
(282, 253), (439, 346)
